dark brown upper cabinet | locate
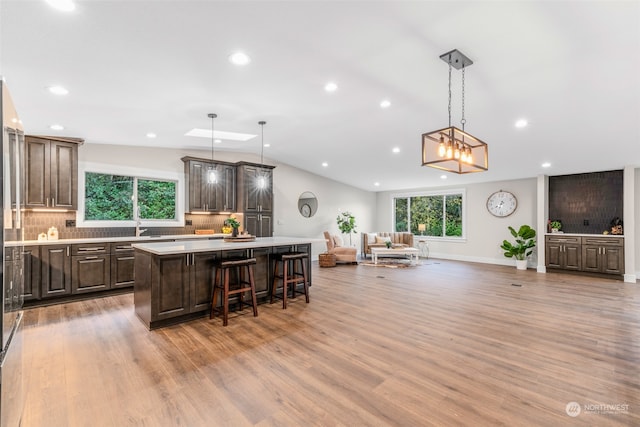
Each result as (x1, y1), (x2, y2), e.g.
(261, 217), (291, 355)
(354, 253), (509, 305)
(182, 157), (236, 213)
(25, 135), (83, 210)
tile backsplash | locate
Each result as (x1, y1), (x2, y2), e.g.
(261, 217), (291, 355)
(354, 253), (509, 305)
(548, 169), (623, 234)
(23, 212), (234, 240)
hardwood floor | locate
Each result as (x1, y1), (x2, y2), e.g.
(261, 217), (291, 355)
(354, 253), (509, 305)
(21, 259), (640, 426)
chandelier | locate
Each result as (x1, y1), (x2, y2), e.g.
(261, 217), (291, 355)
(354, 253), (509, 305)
(422, 49), (488, 174)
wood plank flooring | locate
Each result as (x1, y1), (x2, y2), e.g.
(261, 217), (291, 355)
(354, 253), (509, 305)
(20, 259), (640, 426)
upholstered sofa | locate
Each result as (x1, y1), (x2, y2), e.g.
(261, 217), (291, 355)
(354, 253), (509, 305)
(361, 232), (414, 258)
(323, 231), (358, 264)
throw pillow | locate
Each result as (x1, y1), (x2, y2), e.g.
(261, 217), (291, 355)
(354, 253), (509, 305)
(366, 233), (377, 243)
(375, 235), (391, 244)
(332, 234), (344, 247)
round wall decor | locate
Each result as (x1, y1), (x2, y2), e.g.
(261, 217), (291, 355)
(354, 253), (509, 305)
(486, 190), (517, 217)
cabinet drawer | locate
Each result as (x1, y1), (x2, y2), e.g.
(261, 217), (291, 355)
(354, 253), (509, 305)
(545, 235), (581, 244)
(582, 237), (623, 247)
(111, 242), (135, 254)
(72, 243), (110, 255)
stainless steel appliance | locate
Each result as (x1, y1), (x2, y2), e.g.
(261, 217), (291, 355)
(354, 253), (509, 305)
(0, 80), (25, 427)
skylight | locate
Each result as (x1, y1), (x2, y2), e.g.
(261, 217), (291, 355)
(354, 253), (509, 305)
(185, 128), (257, 141)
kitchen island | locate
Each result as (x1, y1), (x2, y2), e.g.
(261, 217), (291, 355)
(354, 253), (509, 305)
(132, 237), (317, 329)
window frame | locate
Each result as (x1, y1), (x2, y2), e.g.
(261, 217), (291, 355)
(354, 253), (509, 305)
(76, 162), (185, 228)
(392, 188), (467, 241)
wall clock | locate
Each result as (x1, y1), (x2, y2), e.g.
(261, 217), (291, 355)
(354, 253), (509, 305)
(486, 190), (517, 217)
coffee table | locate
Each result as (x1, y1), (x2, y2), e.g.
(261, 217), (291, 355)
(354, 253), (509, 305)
(371, 247), (419, 265)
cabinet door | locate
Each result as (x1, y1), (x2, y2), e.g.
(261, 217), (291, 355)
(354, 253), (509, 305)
(189, 252), (218, 312)
(22, 246), (41, 301)
(601, 246), (624, 275)
(153, 254), (190, 321)
(259, 214), (273, 238)
(207, 164), (223, 212)
(111, 243), (135, 288)
(50, 140), (77, 209)
(244, 213), (260, 237)
(581, 245), (601, 272)
(258, 169), (273, 212)
(242, 165), (260, 212)
(72, 255), (111, 293)
(564, 244), (582, 270)
(251, 247), (271, 298)
(187, 161), (207, 211)
(545, 242), (562, 268)
(25, 137), (50, 208)
(41, 245), (71, 297)
(220, 164), (236, 212)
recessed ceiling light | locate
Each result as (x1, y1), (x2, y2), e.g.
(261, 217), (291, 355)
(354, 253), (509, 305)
(229, 51), (251, 66)
(214, 139), (222, 144)
(185, 128), (256, 141)
(50, 124), (64, 131)
(146, 132), (156, 138)
(542, 162), (551, 168)
(440, 175), (447, 180)
(380, 100), (391, 108)
(45, 0), (75, 12)
(515, 119), (528, 128)
(322, 162), (328, 167)
(392, 147), (400, 153)
(374, 182), (380, 187)
(324, 82), (338, 92)
(48, 85), (69, 95)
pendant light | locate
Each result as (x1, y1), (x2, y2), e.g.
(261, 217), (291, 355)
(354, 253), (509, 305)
(422, 49), (488, 174)
(207, 113), (217, 183)
(257, 120), (267, 189)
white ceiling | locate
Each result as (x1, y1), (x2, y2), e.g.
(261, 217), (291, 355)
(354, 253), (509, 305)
(1, 1), (639, 192)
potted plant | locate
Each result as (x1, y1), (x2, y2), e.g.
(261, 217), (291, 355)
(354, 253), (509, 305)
(336, 211), (357, 246)
(224, 216), (241, 237)
(550, 220), (562, 233)
(500, 225), (536, 270)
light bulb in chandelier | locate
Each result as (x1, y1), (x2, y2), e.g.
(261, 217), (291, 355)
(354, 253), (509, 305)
(454, 144), (461, 160)
(446, 143), (453, 159)
(460, 148), (467, 163)
(438, 135), (446, 157)
(466, 147), (473, 164)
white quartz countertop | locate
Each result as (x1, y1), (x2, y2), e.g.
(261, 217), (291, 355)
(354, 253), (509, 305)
(132, 236), (324, 255)
(16, 233), (229, 246)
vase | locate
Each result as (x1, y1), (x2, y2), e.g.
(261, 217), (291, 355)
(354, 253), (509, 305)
(515, 259), (527, 270)
(232, 227), (239, 237)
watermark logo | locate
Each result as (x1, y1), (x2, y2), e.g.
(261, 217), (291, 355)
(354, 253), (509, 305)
(566, 402), (581, 417)
(566, 401), (630, 417)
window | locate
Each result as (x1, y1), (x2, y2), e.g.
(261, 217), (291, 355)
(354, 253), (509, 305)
(393, 190), (465, 239)
(77, 162), (184, 228)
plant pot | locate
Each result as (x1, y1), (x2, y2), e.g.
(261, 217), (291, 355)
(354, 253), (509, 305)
(551, 228), (559, 233)
(515, 259), (528, 270)
(232, 227), (239, 237)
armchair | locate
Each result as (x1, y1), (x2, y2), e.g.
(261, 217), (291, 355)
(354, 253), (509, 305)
(323, 231), (357, 264)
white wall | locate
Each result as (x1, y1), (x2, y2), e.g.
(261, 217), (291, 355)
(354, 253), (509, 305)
(78, 144), (375, 257)
(375, 178), (538, 267)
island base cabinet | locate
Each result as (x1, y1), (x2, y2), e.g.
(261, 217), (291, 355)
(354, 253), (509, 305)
(135, 250), (221, 329)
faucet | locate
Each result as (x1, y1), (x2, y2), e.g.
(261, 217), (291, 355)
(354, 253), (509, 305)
(135, 219), (147, 237)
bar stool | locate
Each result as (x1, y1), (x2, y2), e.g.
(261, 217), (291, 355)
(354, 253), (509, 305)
(210, 257), (258, 326)
(271, 252), (309, 309)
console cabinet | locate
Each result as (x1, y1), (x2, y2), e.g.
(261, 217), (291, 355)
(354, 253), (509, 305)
(581, 237), (624, 275)
(545, 235), (624, 276)
(25, 135), (82, 209)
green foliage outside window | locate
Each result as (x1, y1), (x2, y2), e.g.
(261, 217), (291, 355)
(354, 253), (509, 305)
(394, 192), (463, 237)
(85, 172), (176, 221)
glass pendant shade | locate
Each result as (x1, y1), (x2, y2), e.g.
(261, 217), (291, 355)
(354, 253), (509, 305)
(422, 126), (488, 174)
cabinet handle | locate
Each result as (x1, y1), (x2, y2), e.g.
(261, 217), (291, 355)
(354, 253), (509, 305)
(46, 198), (49, 207)
(84, 256), (98, 260)
(52, 198), (55, 207)
(66, 246), (70, 256)
(603, 247), (606, 255)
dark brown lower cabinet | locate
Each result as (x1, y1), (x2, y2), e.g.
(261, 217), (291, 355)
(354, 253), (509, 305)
(546, 235), (624, 276)
(189, 252), (218, 312)
(22, 245), (41, 301)
(154, 253), (191, 321)
(41, 244), (72, 298)
(71, 254), (110, 293)
(111, 243), (135, 288)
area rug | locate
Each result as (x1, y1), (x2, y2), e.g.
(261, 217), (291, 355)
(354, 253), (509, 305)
(361, 259), (416, 268)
